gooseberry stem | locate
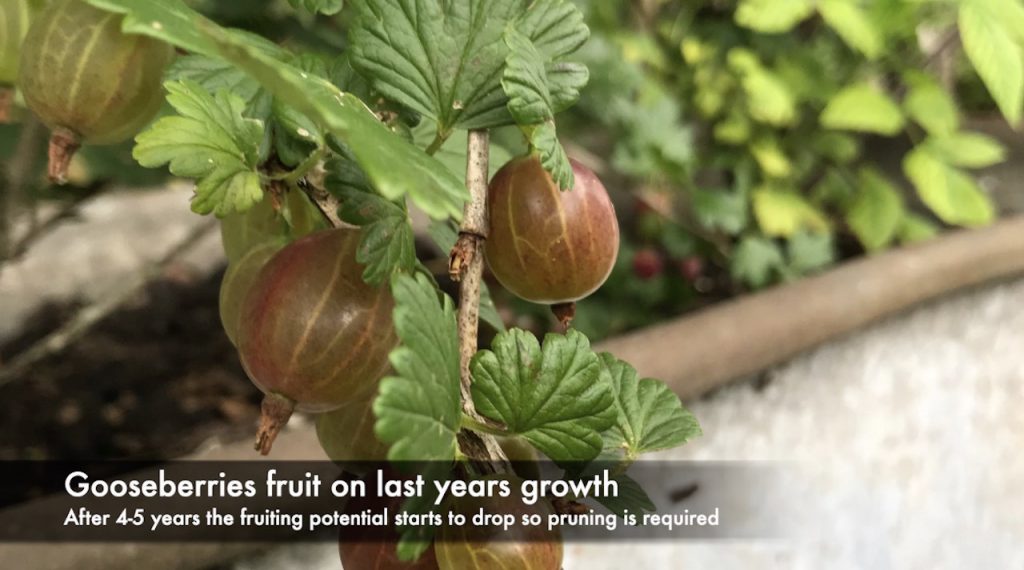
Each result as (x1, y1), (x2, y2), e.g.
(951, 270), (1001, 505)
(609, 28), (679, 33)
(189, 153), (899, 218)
(450, 129), (510, 472)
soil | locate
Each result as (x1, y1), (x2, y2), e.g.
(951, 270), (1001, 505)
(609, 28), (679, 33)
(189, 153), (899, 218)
(0, 266), (261, 464)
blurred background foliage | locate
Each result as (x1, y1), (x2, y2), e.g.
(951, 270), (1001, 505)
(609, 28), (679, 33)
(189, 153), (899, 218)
(2, 0), (1020, 341)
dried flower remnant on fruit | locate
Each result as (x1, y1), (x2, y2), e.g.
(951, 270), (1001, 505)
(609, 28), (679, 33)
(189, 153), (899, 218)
(18, 0), (173, 182)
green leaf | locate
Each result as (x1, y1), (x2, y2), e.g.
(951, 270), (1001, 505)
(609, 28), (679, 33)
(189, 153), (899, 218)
(743, 68), (796, 126)
(981, 0), (1024, 44)
(288, 0), (343, 15)
(134, 81), (264, 217)
(327, 167), (417, 286)
(735, 0), (814, 33)
(752, 187), (830, 237)
(960, 2), (1023, 124)
(86, 0), (284, 58)
(167, 55), (272, 119)
(591, 473), (656, 517)
(750, 137), (792, 178)
(471, 329), (616, 463)
(693, 189), (748, 234)
(814, 131), (860, 164)
(924, 132), (1006, 169)
(506, 1), (590, 115)
(786, 231), (835, 274)
(846, 168), (904, 252)
(898, 213), (940, 244)
(731, 236), (785, 288)
(374, 273), (462, 462)
(598, 353), (701, 461)
(529, 122), (574, 191)
(819, 0), (883, 59)
(502, 24), (582, 190)
(903, 78), (959, 136)
(202, 23), (469, 220)
(821, 84), (905, 135)
(903, 147), (996, 227)
(349, 0), (588, 132)
(87, 0), (468, 219)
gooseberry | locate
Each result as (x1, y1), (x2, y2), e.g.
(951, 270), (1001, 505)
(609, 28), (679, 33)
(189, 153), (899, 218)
(218, 242), (280, 346)
(18, 0), (173, 182)
(486, 155), (619, 309)
(0, 0), (37, 121)
(632, 248), (664, 280)
(236, 227), (397, 454)
(316, 393), (390, 470)
(220, 190), (325, 263)
(436, 475), (563, 570)
(496, 436), (540, 480)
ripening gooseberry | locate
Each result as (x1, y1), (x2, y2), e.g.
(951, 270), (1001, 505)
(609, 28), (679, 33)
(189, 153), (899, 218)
(485, 155), (619, 311)
(236, 228), (397, 455)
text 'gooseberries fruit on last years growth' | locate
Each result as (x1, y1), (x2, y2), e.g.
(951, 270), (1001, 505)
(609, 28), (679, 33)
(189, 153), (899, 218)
(7, 0), (704, 567)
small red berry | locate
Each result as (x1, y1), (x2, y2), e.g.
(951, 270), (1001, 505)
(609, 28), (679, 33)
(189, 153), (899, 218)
(678, 255), (704, 283)
(632, 248), (664, 280)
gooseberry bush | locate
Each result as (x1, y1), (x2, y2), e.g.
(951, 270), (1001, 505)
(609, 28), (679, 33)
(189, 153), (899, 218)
(7, 0), (703, 567)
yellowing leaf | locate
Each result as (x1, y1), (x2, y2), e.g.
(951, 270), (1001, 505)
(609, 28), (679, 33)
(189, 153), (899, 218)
(821, 84), (905, 135)
(903, 147), (995, 227)
(904, 79), (959, 135)
(735, 0), (814, 33)
(819, 0), (883, 59)
(743, 68), (796, 126)
(753, 187), (830, 237)
(751, 137), (792, 178)
(960, 2), (1023, 124)
(925, 132), (1006, 168)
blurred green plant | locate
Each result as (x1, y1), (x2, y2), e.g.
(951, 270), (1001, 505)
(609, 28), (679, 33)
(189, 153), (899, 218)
(567, 0), (1018, 298)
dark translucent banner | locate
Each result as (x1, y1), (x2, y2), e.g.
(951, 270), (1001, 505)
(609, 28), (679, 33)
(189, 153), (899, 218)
(0, 461), (793, 543)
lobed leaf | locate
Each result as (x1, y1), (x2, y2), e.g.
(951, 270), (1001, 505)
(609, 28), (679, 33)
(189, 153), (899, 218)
(133, 80), (264, 217)
(374, 274), (462, 463)
(470, 329), (616, 463)
(327, 159), (418, 286)
(598, 353), (701, 461)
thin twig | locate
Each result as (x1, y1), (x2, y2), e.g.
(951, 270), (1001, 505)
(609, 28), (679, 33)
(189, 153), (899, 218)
(450, 129), (509, 472)
(0, 219), (219, 386)
(6, 192), (99, 262)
